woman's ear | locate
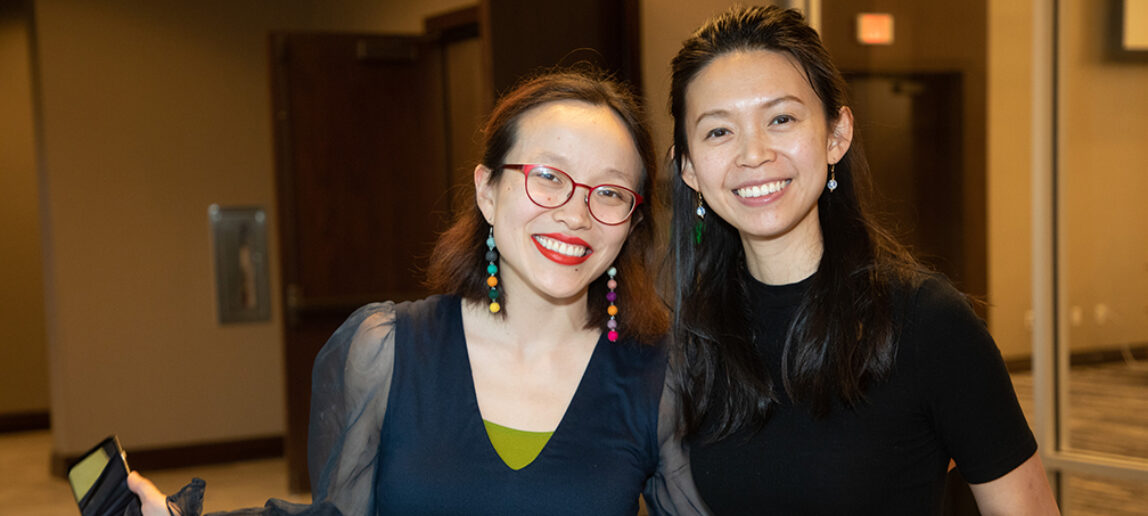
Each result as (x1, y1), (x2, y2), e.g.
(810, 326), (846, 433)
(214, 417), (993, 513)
(678, 149), (701, 191)
(827, 106), (855, 165)
(475, 164), (496, 224)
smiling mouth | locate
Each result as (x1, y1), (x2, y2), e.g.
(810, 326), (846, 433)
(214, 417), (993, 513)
(735, 179), (792, 198)
(533, 235), (591, 258)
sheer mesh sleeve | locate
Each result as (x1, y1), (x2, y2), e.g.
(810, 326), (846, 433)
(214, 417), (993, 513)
(643, 372), (712, 516)
(307, 302), (397, 515)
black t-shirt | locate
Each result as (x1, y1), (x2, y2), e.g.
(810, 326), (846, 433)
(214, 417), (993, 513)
(689, 275), (1037, 515)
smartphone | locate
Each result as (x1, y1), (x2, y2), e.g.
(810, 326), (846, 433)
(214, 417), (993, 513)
(67, 435), (141, 516)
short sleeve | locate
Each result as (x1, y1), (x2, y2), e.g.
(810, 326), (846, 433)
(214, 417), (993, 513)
(307, 302), (398, 515)
(643, 369), (712, 515)
(907, 279), (1037, 484)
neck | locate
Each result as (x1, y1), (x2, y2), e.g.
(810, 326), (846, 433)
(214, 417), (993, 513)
(464, 281), (594, 356)
(740, 215), (823, 285)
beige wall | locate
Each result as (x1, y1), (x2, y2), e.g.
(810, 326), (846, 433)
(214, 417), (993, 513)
(988, 0), (1148, 358)
(1058, 0), (1148, 351)
(641, 0), (757, 158)
(32, 0), (471, 456)
(986, 0), (1034, 358)
(0, 3), (50, 416)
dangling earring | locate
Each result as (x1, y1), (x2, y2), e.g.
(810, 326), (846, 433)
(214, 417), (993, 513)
(827, 163), (838, 192)
(606, 267), (619, 342)
(694, 191), (706, 245)
(485, 227), (501, 313)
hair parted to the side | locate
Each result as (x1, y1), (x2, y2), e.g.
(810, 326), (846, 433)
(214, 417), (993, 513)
(668, 5), (928, 439)
(426, 67), (668, 343)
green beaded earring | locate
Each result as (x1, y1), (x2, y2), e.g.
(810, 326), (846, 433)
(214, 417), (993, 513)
(485, 227), (500, 313)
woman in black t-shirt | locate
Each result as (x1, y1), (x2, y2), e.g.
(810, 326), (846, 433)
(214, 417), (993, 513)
(666, 5), (1058, 515)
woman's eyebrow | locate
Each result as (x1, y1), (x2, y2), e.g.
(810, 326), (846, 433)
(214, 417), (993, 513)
(693, 95), (804, 127)
(525, 154), (634, 183)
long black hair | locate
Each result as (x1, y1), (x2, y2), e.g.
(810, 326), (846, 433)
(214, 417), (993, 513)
(669, 5), (926, 439)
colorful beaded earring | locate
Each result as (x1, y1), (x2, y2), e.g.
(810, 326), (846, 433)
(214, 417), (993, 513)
(606, 267), (619, 342)
(485, 227), (501, 313)
(694, 191), (706, 245)
(827, 163), (838, 192)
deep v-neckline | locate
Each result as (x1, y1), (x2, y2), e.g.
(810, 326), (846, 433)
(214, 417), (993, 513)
(453, 299), (605, 472)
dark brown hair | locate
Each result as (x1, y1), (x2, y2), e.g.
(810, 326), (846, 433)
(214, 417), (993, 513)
(427, 68), (667, 342)
(668, 5), (926, 438)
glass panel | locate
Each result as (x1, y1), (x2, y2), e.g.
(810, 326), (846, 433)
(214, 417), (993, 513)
(1057, 0), (1148, 470)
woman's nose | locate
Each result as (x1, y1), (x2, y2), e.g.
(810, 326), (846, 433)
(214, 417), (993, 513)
(737, 129), (775, 168)
(552, 186), (593, 229)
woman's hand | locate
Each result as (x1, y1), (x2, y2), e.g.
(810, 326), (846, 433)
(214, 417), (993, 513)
(127, 471), (177, 516)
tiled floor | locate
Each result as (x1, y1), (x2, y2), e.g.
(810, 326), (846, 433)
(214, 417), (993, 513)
(0, 430), (309, 515)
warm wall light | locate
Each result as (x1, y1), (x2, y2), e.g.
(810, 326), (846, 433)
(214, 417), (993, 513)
(1125, 0), (1148, 50)
(856, 13), (894, 45)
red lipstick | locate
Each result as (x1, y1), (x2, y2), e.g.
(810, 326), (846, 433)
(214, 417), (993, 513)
(532, 233), (593, 266)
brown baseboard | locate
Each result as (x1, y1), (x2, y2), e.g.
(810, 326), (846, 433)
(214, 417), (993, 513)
(0, 410), (50, 433)
(51, 435), (283, 478)
(1005, 343), (1148, 373)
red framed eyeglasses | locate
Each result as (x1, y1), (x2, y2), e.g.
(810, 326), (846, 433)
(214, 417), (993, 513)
(502, 164), (643, 225)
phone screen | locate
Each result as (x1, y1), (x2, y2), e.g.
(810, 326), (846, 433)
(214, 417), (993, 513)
(67, 436), (138, 516)
(68, 439), (115, 502)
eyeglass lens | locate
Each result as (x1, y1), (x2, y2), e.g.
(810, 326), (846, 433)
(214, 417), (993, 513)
(523, 166), (636, 224)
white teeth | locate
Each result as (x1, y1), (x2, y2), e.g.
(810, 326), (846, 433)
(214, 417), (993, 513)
(736, 179), (791, 198)
(535, 236), (589, 257)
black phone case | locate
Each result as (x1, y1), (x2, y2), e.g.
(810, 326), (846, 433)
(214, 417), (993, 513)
(70, 437), (141, 516)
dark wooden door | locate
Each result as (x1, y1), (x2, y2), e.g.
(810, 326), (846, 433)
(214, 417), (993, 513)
(269, 1), (643, 493)
(270, 33), (453, 492)
(483, 0), (642, 95)
(847, 73), (968, 290)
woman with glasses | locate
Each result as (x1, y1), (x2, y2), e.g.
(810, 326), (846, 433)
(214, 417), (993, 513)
(665, 6), (1057, 515)
(127, 69), (703, 515)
